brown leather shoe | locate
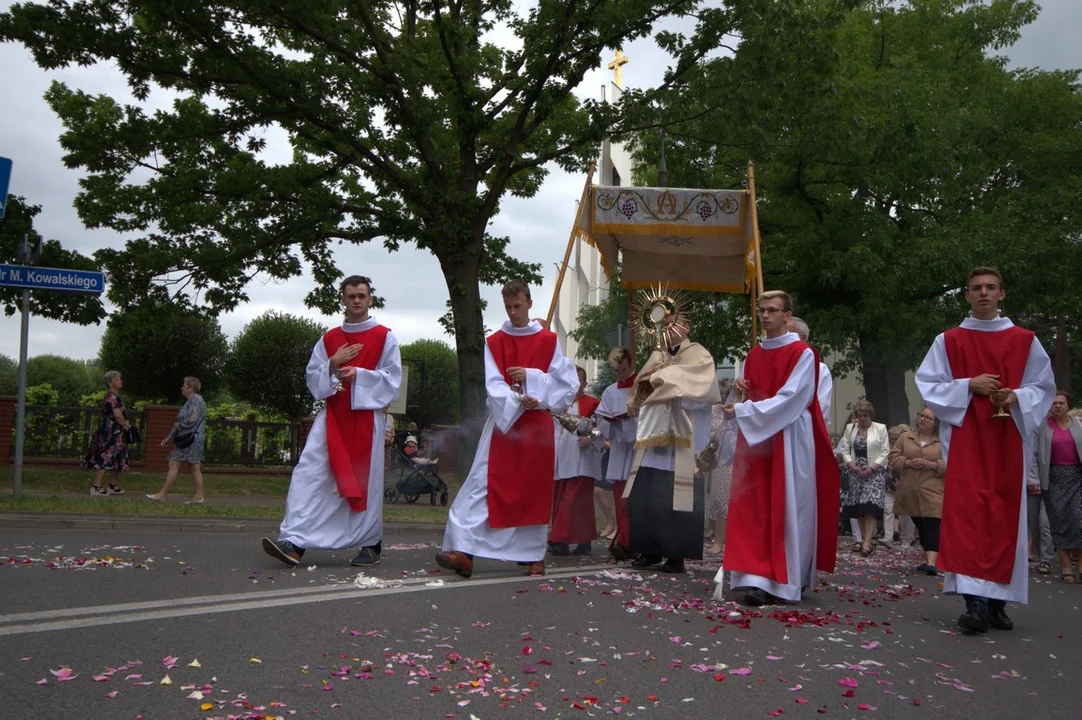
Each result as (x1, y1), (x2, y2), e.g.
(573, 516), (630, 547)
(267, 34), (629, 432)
(435, 551), (473, 578)
(527, 561), (545, 576)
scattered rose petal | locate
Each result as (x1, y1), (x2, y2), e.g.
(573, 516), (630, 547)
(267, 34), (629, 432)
(160, 675), (172, 685)
(838, 677), (859, 688)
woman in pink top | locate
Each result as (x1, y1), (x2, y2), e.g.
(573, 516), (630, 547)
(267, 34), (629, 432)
(1028, 391), (1082, 583)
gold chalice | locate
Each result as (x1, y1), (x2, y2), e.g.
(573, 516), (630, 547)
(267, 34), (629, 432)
(989, 389), (1012, 418)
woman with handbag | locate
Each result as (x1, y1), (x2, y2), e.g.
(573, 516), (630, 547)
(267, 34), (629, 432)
(83, 370), (134, 496)
(146, 376), (207, 504)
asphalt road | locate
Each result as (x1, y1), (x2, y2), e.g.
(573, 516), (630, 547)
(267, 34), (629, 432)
(0, 526), (1079, 719)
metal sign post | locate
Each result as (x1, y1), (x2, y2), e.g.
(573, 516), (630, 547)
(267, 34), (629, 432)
(2, 238), (105, 499)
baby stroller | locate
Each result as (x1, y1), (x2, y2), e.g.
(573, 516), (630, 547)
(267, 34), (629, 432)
(383, 438), (449, 506)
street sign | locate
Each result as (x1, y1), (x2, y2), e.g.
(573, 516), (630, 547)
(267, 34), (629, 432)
(0, 156), (11, 219)
(0, 264), (105, 295)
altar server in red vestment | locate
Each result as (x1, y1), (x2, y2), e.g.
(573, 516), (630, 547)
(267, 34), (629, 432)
(596, 347), (638, 560)
(549, 366), (602, 556)
(718, 290), (840, 607)
(916, 267), (1054, 633)
(436, 280), (578, 579)
(262, 276), (402, 568)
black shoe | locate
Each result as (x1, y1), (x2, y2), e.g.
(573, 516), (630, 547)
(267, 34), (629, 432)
(350, 547), (380, 567)
(987, 601), (1014, 631)
(742, 588), (776, 607)
(262, 537), (304, 567)
(572, 543), (592, 555)
(631, 554), (662, 568)
(547, 543), (572, 556)
(659, 558), (685, 573)
(610, 544), (630, 562)
(958, 596), (989, 633)
(925, 564), (939, 576)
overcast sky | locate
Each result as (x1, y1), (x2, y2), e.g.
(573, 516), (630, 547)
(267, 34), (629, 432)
(1, 1), (1080, 365)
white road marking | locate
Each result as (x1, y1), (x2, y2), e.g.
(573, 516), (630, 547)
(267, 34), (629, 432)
(0, 563), (634, 637)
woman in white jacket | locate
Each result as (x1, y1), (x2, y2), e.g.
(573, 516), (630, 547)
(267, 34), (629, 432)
(839, 399), (891, 556)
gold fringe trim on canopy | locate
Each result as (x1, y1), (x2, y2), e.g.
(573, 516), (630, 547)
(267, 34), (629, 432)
(635, 433), (692, 450)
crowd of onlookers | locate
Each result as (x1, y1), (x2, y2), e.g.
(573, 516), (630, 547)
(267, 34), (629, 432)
(824, 395), (1082, 582)
(686, 389), (1082, 581)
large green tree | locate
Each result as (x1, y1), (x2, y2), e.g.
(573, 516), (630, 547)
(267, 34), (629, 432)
(98, 300), (229, 401)
(400, 338), (460, 428)
(626, 0), (1082, 424)
(0, 354), (18, 395)
(0, 0), (732, 433)
(0, 196), (105, 324)
(224, 311), (326, 420)
(25, 354), (98, 406)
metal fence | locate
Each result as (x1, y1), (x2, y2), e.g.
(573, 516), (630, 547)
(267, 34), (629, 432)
(202, 416), (302, 467)
(21, 405), (146, 461)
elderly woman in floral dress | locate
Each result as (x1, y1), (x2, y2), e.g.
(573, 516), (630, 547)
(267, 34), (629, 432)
(83, 370), (134, 496)
(839, 399), (891, 556)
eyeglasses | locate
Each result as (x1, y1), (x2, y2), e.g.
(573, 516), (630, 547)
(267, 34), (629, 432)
(756, 307), (786, 316)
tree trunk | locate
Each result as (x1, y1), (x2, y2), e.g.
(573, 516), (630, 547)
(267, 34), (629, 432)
(858, 335), (911, 428)
(442, 255), (487, 472)
(1055, 314), (1070, 390)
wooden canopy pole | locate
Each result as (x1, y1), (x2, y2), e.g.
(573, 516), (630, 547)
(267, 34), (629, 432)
(545, 162), (597, 329)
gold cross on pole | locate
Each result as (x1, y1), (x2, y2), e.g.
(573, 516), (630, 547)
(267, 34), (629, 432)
(607, 48), (630, 88)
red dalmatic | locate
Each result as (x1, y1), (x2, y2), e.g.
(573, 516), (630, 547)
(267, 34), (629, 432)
(940, 326), (1033, 584)
(725, 341), (840, 585)
(486, 329), (558, 528)
(323, 325), (389, 512)
(575, 394), (600, 420)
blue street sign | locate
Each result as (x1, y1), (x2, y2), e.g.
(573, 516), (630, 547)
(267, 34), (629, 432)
(0, 157), (12, 219)
(0, 264), (105, 295)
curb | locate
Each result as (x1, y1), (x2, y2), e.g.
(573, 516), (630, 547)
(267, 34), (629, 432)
(0, 513), (446, 536)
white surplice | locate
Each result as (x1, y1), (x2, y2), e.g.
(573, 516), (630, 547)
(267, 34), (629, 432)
(639, 399), (714, 471)
(442, 320), (579, 562)
(279, 317), (403, 550)
(597, 382), (638, 481)
(719, 332), (818, 603)
(818, 363), (834, 430)
(555, 398), (603, 481)
(915, 316), (1055, 603)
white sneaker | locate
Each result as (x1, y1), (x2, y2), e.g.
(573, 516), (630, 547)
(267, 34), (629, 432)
(106, 484), (125, 495)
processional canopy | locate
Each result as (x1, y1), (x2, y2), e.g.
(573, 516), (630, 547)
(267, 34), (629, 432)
(573, 185), (758, 294)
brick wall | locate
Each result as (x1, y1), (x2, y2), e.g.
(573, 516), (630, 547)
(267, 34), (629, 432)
(142, 404), (181, 472)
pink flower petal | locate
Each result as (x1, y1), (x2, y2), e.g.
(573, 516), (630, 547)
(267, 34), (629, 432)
(838, 677), (859, 688)
(105, 691), (118, 699)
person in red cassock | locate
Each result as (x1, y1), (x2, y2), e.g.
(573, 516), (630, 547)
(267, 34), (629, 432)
(916, 266), (1054, 634)
(262, 275), (402, 568)
(548, 366), (602, 556)
(718, 290), (840, 607)
(436, 280), (578, 579)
